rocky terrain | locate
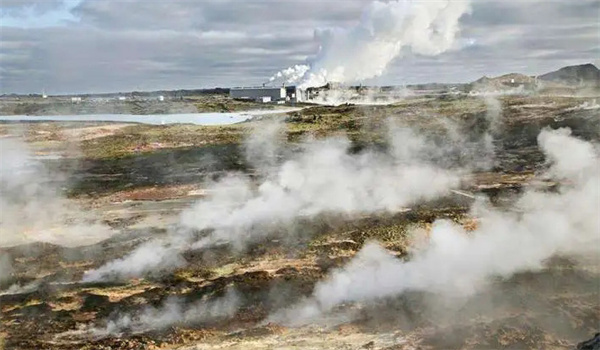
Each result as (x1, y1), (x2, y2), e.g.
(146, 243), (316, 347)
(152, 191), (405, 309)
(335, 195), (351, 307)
(465, 64), (600, 96)
(0, 93), (285, 117)
(539, 64), (600, 87)
(1, 92), (599, 349)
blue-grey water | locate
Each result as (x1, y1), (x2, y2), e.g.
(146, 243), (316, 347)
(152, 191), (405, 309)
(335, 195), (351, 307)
(0, 109), (301, 125)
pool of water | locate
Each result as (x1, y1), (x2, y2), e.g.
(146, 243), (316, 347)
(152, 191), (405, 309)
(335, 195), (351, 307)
(0, 108), (300, 125)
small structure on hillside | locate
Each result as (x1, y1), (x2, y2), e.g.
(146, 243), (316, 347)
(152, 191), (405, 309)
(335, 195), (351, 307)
(230, 85), (308, 103)
(285, 86), (308, 102)
(230, 87), (286, 103)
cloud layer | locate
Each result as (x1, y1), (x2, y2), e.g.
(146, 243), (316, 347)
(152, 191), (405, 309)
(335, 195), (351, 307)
(1, 0), (598, 94)
(270, 0), (472, 88)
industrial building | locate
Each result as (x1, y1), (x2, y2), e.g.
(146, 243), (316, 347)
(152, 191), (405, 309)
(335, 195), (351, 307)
(285, 86), (308, 102)
(229, 86), (308, 103)
(229, 87), (285, 102)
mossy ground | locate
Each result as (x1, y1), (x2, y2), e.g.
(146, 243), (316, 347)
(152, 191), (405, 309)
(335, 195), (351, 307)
(1, 94), (599, 349)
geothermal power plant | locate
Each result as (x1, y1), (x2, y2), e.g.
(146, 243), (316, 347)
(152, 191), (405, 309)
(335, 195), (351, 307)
(1, 0), (599, 349)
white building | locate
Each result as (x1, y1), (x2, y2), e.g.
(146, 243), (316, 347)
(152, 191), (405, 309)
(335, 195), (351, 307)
(230, 87), (285, 102)
(230, 86), (307, 103)
(285, 86), (308, 102)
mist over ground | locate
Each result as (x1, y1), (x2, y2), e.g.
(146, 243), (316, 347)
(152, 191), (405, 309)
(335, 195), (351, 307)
(271, 127), (599, 325)
(0, 137), (113, 248)
(83, 113), (505, 282)
(1, 0), (599, 349)
(1, 92), (599, 350)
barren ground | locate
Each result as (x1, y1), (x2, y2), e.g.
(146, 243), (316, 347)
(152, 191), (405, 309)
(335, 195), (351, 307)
(1, 94), (599, 349)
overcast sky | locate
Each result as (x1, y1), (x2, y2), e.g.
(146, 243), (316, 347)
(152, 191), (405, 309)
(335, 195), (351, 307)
(1, 0), (598, 94)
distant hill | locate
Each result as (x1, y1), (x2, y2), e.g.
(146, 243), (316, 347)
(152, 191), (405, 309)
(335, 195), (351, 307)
(467, 63), (600, 93)
(473, 73), (535, 86)
(538, 63), (600, 87)
(468, 73), (536, 93)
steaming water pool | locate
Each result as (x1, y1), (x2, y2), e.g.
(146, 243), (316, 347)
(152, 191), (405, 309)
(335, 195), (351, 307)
(0, 108), (301, 125)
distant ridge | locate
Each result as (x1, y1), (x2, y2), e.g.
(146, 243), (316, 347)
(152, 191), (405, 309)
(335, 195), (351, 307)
(538, 63), (600, 87)
(469, 73), (536, 93)
(468, 63), (600, 93)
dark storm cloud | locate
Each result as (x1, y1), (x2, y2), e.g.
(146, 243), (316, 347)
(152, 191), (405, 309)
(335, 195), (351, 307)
(0, 0), (598, 94)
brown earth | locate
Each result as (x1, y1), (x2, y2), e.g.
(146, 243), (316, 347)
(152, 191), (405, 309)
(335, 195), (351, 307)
(1, 93), (599, 349)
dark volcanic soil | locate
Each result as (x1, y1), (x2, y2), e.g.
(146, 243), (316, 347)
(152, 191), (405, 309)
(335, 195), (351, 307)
(1, 94), (599, 349)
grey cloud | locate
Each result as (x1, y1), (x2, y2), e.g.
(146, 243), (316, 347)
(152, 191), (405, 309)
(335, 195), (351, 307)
(0, 0), (598, 94)
(73, 0), (368, 30)
(1, 0), (64, 16)
(466, 0), (599, 27)
(72, 1), (204, 30)
(0, 25), (311, 93)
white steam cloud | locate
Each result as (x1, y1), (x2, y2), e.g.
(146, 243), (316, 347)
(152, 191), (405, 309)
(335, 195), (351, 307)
(269, 65), (310, 84)
(243, 119), (285, 173)
(84, 122), (472, 282)
(0, 138), (113, 248)
(106, 288), (239, 334)
(0, 253), (13, 283)
(181, 126), (461, 250)
(308, 86), (413, 106)
(271, 128), (600, 325)
(270, 0), (472, 88)
(66, 288), (241, 338)
(82, 238), (186, 282)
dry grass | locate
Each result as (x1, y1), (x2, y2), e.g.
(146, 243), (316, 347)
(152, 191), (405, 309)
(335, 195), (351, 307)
(80, 124), (244, 159)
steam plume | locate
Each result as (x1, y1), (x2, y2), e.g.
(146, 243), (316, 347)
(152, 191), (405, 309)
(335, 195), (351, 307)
(319, 87), (413, 106)
(271, 128), (600, 325)
(84, 123), (469, 282)
(181, 126), (462, 250)
(243, 119), (285, 173)
(70, 288), (240, 338)
(0, 253), (13, 283)
(82, 238), (186, 282)
(270, 0), (472, 88)
(0, 138), (113, 248)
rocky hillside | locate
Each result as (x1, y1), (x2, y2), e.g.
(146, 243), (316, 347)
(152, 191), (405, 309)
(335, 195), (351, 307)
(467, 63), (600, 93)
(469, 73), (536, 93)
(538, 63), (600, 87)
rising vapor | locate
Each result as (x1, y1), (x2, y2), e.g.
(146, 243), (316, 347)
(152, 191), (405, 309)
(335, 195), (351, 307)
(270, 128), (600, 325)
(84, 122), (480, 282)
(101, 288), (240, 335)
(270, 0), (472, 88)
(0, 138), (113, 248)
